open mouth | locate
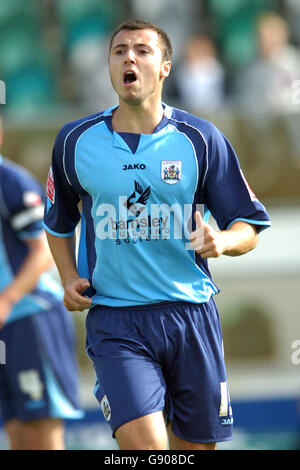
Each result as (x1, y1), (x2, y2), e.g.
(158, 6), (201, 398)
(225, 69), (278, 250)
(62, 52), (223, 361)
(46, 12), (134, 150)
(123, 71), (137, 85)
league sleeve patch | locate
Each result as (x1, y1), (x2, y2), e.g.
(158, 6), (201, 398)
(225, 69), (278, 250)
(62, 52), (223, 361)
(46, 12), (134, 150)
(46, 167), (55, 204)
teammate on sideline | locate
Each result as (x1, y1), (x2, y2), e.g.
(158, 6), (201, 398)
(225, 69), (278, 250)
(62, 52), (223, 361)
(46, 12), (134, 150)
(43, 20), (271, 450)
(0, 117), (83, 450)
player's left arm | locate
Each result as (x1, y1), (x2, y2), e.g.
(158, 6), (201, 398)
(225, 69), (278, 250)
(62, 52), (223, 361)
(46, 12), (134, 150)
(0, 233), (54, 327)
(194, 124), (271, 258)
(189, 211), (258, 258)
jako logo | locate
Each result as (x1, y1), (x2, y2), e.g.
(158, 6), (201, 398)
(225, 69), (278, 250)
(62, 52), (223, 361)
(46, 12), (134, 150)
(221, 418), (233, 426)
(123, 163), (146, 170)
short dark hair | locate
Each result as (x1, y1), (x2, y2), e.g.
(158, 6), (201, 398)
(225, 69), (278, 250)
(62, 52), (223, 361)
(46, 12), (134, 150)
(109, 19), (173, 62)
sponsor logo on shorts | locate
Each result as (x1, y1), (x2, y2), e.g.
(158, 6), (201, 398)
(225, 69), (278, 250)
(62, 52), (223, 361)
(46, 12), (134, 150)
(100, 394), (111, 421)
(221, 417), (233, 426)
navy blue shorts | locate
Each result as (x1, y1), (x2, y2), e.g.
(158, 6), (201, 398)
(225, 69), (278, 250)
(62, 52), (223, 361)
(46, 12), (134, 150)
(86, 298), (233, 443)
(0, 302), (83, 423)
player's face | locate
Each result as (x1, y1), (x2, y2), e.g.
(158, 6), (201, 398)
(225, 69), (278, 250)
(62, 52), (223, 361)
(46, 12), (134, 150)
(109, 29), (171, 106)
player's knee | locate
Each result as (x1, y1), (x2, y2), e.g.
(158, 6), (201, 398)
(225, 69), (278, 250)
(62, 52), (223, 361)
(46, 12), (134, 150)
(115, 414), (168, 450)
(22, 418), (64, 450)
(117, 433), (167, 450)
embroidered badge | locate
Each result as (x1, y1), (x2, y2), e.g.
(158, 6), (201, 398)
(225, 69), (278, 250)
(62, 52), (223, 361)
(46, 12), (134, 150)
(161, 161), (182, 184)
(100, 394), (111, 421)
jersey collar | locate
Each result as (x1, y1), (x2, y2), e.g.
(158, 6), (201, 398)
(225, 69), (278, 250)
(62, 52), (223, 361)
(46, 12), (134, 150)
(102, 102), (173, 135)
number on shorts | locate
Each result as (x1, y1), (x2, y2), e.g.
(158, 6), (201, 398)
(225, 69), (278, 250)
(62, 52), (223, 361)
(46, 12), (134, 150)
(18, 369), (44, 400)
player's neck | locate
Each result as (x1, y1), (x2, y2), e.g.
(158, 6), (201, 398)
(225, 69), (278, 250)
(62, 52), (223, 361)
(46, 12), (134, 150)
(111, 100), (164, 134)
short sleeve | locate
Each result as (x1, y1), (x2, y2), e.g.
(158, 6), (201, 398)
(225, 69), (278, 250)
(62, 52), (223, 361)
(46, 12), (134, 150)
(1, 162), (45, 239)
(203, 127), (271, 233)
(43, 127), (81, 236)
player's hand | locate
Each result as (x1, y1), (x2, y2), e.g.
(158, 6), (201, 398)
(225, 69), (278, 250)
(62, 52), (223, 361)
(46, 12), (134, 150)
(0, 295), (14, 330)
(63, 278), (92, 312)
(189, 211), (229, 258)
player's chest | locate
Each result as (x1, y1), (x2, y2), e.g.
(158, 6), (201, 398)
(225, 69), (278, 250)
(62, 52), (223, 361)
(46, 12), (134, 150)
(74, 133), (198, 204)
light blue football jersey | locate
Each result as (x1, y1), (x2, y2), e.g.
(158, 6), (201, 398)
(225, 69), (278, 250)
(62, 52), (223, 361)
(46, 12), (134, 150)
(43, 104), (271, 307)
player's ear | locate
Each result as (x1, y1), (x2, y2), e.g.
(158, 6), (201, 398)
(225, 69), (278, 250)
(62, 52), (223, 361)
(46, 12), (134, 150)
(160, 61), (171, 79)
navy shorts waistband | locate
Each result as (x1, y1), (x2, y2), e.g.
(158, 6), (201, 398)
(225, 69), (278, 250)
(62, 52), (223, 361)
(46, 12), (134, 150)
(90, 299), (210, 313)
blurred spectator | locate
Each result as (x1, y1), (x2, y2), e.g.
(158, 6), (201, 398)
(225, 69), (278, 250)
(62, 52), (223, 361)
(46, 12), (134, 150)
(67, 36), (119, 111)
(205, 0), (271, 73)
(172, 34), (226, 113)
(55, 0), (126, 111)
(233, 12), (300, 114)
(129, 0), (203, 63)
(0, 0), (58, 117)
(285, 0), (300, 47)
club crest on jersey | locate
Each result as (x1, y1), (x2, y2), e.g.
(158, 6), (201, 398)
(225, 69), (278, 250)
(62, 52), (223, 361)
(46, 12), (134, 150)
(100, 394), (111, 421)
(161, 161), (182, 184)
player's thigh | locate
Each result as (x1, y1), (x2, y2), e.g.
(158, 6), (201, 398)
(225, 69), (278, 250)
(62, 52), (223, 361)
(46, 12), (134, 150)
(167, 422), (216, 450)
(115, 411), (168, 450)
(86, 306), (167, 438)
(5, 419), (25, 450)
(164, 300), (233, 444)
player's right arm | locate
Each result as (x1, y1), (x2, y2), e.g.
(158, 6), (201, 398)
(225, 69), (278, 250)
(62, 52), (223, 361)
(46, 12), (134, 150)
(43, 123), (92, 312)
(45, 232), (91, 312)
